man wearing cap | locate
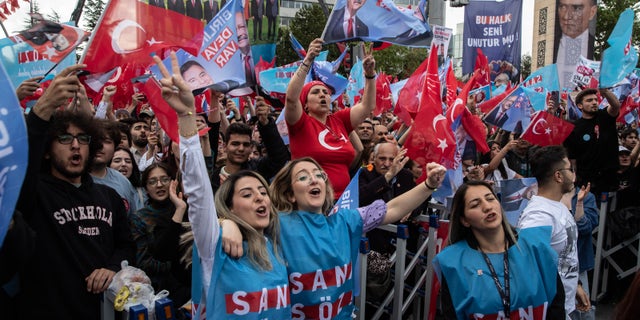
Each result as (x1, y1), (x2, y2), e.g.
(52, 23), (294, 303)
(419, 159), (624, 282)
(563, 88), (620, 199)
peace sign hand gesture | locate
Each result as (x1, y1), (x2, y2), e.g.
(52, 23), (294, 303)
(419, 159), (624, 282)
(152, 52), (195, 116)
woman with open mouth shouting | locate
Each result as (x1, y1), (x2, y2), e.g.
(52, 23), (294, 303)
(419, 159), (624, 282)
(153, 52), (290, 319)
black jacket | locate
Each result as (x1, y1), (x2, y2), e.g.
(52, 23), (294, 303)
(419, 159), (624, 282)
(16, 112), (134, 320)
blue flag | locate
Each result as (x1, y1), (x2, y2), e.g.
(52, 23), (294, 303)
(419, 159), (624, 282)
(330, 168), (361, 215)
(321, 0), (431, 46)
(0, 37), (75, 89)
(522, 64), (560, 92)
(289, 32), (306, 59)
(0, 61), (29, 246)
(347, 57), (364, 106)
(600, 9), (639, 88)
(152, 0), (252, 94)
(565, 91), (582, 121)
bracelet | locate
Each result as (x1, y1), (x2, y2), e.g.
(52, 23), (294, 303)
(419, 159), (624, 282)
(424, 180), (437, 191)
(301, 62), (310, 68)
(365, 74), (377, 79)
(178, 111), (194, 117)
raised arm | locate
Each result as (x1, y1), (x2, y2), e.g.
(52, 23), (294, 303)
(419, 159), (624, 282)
(152, 53), (218, 262)
(600, 88), (621, 118)
(284, 38), (322, 125)
(350, 55), (377, 128)
(383, 162), (446, 224)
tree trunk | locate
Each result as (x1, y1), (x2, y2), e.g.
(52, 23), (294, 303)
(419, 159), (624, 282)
(70, 0), (86, 26)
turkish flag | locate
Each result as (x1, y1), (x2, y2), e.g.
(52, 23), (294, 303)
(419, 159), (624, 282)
(1, 2), (9, 15)
(254, 56), (275, 85)
(374, 72), (393, 116)
(13, 15), (90, 64)
(82, 0), (204, 73)
(405, 44), (456, 175)
(445, 61), (458, 109)
(397, 56), (429, 114)
(445, 70), (478, 124)
(617, 95), (639, 123)
(474, 48), (491, 87)
(143, 78), (179, 143)
(460, 108), (490, 154)
(521, 111), (574, 146)
(9, 0), (19, 11)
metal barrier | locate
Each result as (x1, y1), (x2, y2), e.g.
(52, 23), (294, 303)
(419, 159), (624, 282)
(591, 192), (640, 301)
(355, 202), (449, 320)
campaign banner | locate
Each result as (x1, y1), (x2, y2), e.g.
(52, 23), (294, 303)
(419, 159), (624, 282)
(0, 37), (75, 89)
(462, 0), (522, 79)
(151, 0), (251, 94)
(499, 177), (538, 225)
(321, 0), (431, 46)
(0, 61), (28, 247)
(571, 56), (600, 88)
(431, 25), (453, 57)
(482, 86), (533, 133)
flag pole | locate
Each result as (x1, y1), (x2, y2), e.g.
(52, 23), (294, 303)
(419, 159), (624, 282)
(0, 20), (8, 38)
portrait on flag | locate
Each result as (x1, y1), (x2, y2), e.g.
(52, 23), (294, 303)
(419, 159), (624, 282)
(462, 0), (522, 80)
(152, 0), (252, 94)
(12, 15), (88, 64)
(482, 86), (533, 133)
(498, 178), (538, 225)
(321, 0), (431, 46)
(0, 38), (75, 89)
(553, 0), (597, 90)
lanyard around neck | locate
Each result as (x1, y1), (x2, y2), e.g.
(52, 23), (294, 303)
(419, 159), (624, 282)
(479, 243), (510, 319)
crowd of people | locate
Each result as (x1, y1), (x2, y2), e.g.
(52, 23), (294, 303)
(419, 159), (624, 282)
(0, 34), (639, 320)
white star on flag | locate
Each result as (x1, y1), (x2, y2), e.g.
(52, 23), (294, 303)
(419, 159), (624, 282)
(437, 138), (448, 152)
(44, 46), (58, 59)
(146, 37), (162, 46)
(545, 127), (552, 135)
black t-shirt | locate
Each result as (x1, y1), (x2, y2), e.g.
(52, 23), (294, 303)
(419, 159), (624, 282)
(563, 109), (619, 191)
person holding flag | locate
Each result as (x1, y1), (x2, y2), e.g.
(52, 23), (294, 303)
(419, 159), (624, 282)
(284, 38), (376, 199)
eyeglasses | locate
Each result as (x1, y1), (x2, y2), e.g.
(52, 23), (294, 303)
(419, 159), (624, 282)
(57, 133), (91, 145)
(294, 171), (328, 184)
(147, 176), (172, 186)
(556, 167), (575, 173)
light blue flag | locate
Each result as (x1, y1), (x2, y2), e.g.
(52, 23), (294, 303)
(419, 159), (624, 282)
(259, 62), (298, 96)
(0, 61), (29, 246)
(522, 86), (547, 112)
(0, 37), (75, 89)
(347, 57), (364, 106)
(390, 78), (408, 105)
(600, 9), (639, 88)
(522, 64), (560, 92)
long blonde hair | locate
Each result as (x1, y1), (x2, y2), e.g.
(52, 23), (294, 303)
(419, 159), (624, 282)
(214, 170), (282, 270)
(270, 157), (335, 215)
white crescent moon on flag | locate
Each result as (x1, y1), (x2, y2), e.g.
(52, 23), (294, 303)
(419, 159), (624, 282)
(318, 129), (341, 150)
(531, 118), (548, 135)
(433, 114), (447, 131)
(449, 98), (463, 123)
(111, 20), (146, 54)
(106, 67), (123, 84)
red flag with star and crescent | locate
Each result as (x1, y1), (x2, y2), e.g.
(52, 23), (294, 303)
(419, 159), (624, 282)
(82, 0), (204, 73)
(405, 44), (456, 177)
(521, 111), (574, 146)
(397, 56), (429, 114)
(374, 72), (393, 116)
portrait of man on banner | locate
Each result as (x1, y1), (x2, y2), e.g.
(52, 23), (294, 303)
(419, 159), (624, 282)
(553, 0), (597, 89)
(321, 0), (431, 46)
(151, 0), (250, 94)
(14, 15), (87, 64)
